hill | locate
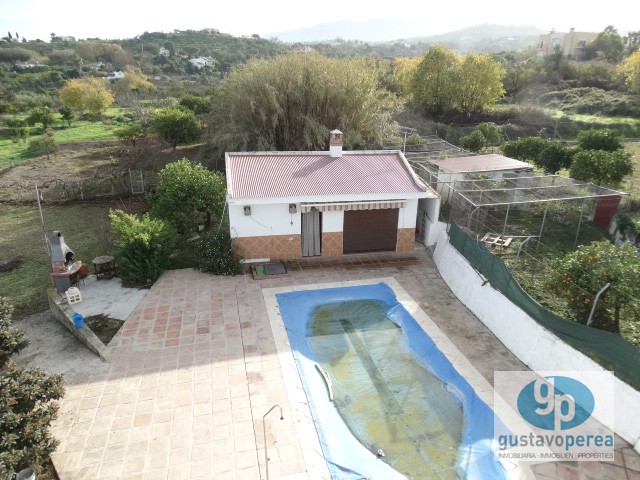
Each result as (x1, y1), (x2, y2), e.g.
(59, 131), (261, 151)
(406, 24), (545, 53)
(270, 21), (545, 54)
(268, 17), (428, 43)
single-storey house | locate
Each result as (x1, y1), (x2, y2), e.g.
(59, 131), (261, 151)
(225, 130), (439, 260)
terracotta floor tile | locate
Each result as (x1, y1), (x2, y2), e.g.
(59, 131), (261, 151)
(49, 249), (640, 480)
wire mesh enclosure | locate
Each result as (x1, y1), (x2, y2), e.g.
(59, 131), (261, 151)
(411, 162), (627, 249)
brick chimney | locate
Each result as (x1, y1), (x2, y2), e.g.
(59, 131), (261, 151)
(329, 129), (343, 158)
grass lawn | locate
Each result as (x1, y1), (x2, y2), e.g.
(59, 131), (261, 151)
(0, 203), (115, 318)
(0, 108), (128, 168)
(547, 111), (640, 137)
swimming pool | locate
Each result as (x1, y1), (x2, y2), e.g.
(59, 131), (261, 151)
(273, 281), (509, 479)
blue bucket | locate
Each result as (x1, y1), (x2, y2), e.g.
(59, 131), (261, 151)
(71, 312), (85, 328)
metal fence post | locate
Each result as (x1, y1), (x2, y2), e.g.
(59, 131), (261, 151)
(587, 283), (611, 327)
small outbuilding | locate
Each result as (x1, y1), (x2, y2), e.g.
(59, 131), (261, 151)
(225, 130), (439, 260)
(423, 154), (533, 203)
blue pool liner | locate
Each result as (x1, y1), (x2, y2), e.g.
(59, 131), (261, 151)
(276, 282), (508, 480)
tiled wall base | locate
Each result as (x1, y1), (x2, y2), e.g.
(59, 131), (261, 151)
(396, 228), (416, 252)
(233, 228), (415, 259)
(233, 234), (302, 260)
(322, 232), (343, 257)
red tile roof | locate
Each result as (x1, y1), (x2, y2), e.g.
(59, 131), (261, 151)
(428, 154), (532, 173)
(226, 151), (427, 199)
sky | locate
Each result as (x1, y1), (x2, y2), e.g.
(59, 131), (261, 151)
(1, 0), (635, 41)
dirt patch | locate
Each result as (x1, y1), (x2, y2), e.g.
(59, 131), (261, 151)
(0, 257), (22, 273)
(84, 314), (124, 346)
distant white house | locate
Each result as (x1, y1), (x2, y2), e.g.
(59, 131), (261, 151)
(105, 71), (125, 81)
(294, 45), (314, 54)
(14, 62), (41, 69)
(59, 36), (75, 42)
(189, 57), (213, 68)
(159, 47), (170, 57)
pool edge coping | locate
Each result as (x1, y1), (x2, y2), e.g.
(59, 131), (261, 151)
(263, 277), (535, 480)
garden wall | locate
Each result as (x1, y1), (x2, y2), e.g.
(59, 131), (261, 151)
(47, 289), (108, 361)
(433, 232), (640, 454)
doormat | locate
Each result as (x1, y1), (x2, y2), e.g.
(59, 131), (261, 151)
(252, 262), (288, 280)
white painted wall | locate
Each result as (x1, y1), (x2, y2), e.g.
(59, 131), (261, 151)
(229, 201), (422, 237)
(433, 233), (640, 454)
(417, 197), (443, 246)
(398, 199), (418, 229)
(425, 221), (447, 247)
(229, 203), (301, 237)
(322, 210), (343, 233)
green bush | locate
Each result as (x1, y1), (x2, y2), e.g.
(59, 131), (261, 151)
(475, 122), (503, 145)
(27, 130), (57, 159)
(546, 242), (640, 332)
(150, 158), (226, 234)
(537, 143), (574, 174)
(197, 230), (243, 276)
(570, 149), (633, 186)
(577, 128), (623, 152)
(459, 130), (487, 152)
(500, 137), (555, 161)
(404, 132), (426, 146)
(109, 209), (181, 285)
(0, 298), (65, 477)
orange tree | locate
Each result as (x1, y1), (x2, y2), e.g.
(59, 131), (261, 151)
(546, 241), (640, 333)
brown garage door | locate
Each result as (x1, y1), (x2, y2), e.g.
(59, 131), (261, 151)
(343, 209), (399, 254)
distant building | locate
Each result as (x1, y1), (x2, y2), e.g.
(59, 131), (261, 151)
(536, 28), (598, 60)
(14, 62), (41, 69)
(105, 71), (125, 81)
(59, 36), (75, 42)
(294, 45), (314, 54)
(159, 47), (170, 57)
(188, 57), (213, 68)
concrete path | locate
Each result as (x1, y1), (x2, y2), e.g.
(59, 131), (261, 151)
(14, 311), (107, 381)
(15, 247), (640, 479)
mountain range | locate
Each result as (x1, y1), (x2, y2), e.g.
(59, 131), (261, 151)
(269, 19), (545, 47)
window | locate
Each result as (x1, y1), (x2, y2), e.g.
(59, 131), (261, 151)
(551, 38), (562, 47)
(577, 39), (586, 47)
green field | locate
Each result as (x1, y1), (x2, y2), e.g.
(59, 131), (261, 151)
(0, 108), (127, 168)
(0, 203), (115, 318)
(548, 111), (640, 138)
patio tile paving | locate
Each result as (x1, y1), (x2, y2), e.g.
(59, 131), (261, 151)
(47, 247), (640, 479)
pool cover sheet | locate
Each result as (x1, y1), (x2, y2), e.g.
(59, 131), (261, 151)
(276, 282), (507, 480)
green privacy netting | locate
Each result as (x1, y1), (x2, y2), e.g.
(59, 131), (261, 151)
(448, 222), (640, 391)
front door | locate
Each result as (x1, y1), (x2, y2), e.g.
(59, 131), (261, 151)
(301, 209), (322, 257)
